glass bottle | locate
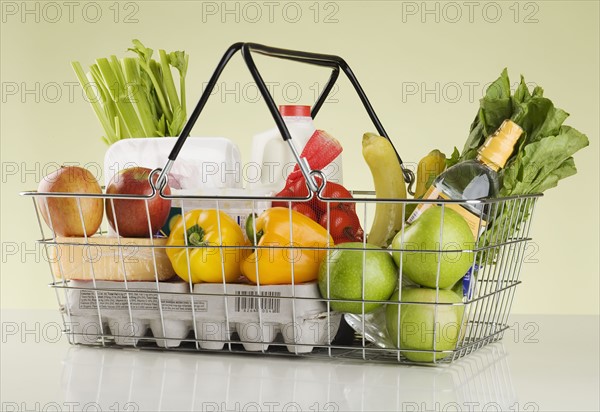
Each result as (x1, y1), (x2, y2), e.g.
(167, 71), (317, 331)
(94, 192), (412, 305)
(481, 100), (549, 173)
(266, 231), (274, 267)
(407, 119), (523, 236)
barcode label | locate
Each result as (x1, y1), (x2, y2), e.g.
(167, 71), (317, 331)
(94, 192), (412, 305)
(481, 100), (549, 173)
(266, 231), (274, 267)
(234, 291), (282, 313)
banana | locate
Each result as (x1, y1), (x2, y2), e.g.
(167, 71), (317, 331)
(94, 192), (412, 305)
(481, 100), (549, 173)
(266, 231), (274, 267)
(362, 132), (407, 247)
(414, 149), (447, 198)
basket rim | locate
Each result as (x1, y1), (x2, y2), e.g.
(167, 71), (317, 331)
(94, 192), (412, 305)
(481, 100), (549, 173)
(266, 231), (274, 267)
(19, 189), (543, 204)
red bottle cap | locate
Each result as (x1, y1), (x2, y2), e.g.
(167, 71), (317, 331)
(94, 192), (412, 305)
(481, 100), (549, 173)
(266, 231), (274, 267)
(279, 105), (311, 117)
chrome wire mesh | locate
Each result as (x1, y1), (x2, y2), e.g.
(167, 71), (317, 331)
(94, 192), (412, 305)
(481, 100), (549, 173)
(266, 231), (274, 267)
(22, 189), (541, 365)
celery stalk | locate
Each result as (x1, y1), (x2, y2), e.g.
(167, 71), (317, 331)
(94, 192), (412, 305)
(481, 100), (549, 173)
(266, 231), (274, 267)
(137, 61), (158, 122)
(168, 51), (189, 131)
(109, 56), (127, 90)
(156, 114), (166, 137)
(89, 64), (125, 139)
(180, 75), (186, 114)
(71, 61), (117, 143)
(168, 107), (185, 136)
(180, 55), (188, 114)
(73, 39), (189, 144)
(158, 49), (181, 113)
(109, 57), (147, 138)
(96, 58), (145, 137)
(95, 58), (120, 101)
(123, 57), (157, 136)
(129, 40), (173, 123)
(147, 59), (172, 122)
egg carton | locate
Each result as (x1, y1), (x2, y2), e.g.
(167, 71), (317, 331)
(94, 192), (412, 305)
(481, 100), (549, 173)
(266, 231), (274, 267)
(64, 280), (341, 353)
(192, 282), (342, 353)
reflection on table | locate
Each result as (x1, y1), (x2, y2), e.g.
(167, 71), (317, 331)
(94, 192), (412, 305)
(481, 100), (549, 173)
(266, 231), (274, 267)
(61, 342), (517, 411)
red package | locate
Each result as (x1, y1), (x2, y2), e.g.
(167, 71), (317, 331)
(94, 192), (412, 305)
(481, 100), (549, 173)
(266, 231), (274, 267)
(273, 130), (364, 244)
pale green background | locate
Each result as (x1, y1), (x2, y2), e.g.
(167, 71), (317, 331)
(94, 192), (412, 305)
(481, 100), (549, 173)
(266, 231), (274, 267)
(1, 1), (598, 314)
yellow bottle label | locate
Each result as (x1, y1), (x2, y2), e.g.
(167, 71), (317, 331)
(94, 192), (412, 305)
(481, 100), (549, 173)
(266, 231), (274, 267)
(407, 186), (485, 238)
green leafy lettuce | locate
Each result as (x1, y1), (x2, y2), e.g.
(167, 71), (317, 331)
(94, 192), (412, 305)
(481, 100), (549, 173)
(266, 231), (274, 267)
(459, 68), (588, 197)
(452, 69), (589, 250)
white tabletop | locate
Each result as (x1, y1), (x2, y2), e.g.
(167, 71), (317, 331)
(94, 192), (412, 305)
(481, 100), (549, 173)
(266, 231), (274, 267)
(1, 310), (598, 411)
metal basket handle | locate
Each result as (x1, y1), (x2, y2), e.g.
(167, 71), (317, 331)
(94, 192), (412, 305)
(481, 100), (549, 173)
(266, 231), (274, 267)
(154, 42), (415, 194)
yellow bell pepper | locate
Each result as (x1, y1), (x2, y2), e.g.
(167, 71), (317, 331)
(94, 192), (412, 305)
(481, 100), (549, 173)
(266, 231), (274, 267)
(166, 209), (246, 283)
(241, 207), (334, 285)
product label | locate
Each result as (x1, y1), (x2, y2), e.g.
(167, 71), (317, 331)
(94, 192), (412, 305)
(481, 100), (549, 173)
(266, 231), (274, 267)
(78, 289), (208, 313)
(462, 264), (480, 298)
(407, 186), (485, 238)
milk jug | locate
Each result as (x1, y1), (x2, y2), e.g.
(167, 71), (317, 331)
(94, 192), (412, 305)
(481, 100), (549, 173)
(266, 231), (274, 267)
(250, 105), (343, 192)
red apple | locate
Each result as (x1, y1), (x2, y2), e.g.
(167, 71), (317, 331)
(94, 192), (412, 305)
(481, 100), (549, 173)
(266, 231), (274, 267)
(106, 167), (171, 237)
(38, 166), (103, 237)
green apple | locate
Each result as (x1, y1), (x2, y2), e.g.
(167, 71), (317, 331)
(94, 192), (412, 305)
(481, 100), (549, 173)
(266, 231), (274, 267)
(318, 242), (398, 314)
(386, 287), (465, 363)
(392, 206), (475, 289)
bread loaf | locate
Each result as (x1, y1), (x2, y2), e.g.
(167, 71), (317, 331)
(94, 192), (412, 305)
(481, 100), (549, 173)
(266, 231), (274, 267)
(49, 236), (176, 281)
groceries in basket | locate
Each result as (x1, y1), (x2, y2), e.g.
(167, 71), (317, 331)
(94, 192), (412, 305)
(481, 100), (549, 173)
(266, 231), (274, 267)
(36, 168), (177, 281)
(341, 69), (589, 361)
(29, 38), (592, 364)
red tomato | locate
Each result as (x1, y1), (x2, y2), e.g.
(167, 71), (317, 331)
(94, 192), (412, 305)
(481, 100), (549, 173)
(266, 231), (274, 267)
(275, 179), (356, 217)
(292, 203), (318, 221)
(293, 177), (325, 212)
(320, 209), (364, 244)
(292, 179), (311, 199)
(315, 182), (355, 212)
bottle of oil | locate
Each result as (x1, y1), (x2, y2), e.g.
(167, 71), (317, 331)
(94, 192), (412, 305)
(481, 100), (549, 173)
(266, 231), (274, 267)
(407, 119), (523, 236)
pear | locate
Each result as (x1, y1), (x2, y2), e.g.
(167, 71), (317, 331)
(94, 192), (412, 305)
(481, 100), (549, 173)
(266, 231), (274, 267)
(391, 206), (475, 289)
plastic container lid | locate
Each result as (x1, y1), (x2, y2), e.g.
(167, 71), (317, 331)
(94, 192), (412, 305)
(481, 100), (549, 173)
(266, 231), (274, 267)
(279, 105), (311, 117)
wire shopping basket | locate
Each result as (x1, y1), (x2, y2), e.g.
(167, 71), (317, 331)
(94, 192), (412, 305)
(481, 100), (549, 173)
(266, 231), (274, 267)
(21, 43), (541, 365)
